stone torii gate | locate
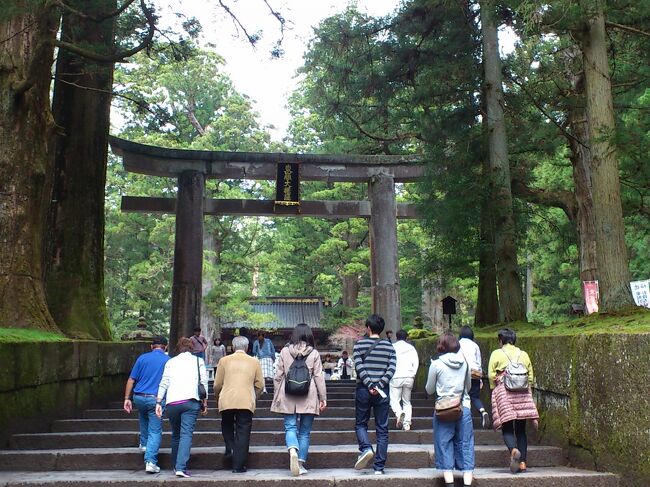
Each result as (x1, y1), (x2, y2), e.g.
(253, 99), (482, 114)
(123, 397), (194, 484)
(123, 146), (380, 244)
(110, 136), (424, 348)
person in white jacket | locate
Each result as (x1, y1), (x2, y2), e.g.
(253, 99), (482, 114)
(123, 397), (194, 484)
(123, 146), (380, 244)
(155, 337), (208, 478)
(389, 329), (419, 431)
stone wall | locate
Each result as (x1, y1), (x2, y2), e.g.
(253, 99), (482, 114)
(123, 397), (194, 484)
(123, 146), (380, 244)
(0, 341), (148, 447)
(412, 333), (650, 483)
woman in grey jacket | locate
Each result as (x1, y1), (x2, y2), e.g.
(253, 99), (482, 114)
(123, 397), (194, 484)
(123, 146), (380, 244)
(271, 323), (327, 476)
(425, 332), (474, 487)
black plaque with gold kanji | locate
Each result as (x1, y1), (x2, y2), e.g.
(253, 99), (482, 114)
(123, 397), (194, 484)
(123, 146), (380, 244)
(274, 162), (300, 214)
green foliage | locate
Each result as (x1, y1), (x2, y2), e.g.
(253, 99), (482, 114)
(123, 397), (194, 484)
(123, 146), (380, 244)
(407, 328), (435, 340)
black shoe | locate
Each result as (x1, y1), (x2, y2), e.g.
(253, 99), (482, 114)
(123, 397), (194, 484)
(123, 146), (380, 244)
(232, 467), (247, 473)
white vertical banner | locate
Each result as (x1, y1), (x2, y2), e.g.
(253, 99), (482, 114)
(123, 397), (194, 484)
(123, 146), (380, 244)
(631, 280), (650, 308)
(582, 280), (599, 315)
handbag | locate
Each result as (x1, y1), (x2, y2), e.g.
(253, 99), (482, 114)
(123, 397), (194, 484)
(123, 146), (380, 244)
(435, 395), (462, 422)
(196, 357), (207, 400)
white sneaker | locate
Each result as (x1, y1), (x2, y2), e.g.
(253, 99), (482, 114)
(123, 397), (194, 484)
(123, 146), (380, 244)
(403, 423), (411, 431)
(175, 471), (190, 478)
(354, 449), (374, 470)
(299, 464), (308, 475)
(145, 462), (160, 474)
(374, 470), (385, 475)
(289, 447), (300, 476)
(139, 444), (147, 453)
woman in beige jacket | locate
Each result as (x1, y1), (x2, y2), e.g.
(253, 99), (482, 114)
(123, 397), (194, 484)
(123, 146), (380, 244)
(271, 323), (327, 476)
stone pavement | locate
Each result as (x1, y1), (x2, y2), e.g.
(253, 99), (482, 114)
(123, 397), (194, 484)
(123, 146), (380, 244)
(0, 380), (618, 486)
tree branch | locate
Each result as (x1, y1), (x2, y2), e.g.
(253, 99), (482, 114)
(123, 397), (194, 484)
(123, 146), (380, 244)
(605, 21), (650, 38)
(342, 110), (420, 143)
(506, 72), (589, 151)
(511, 176), (577, 222)
(53, 0), (137, 23)
(54, 0), (155, 63)
(218, 0), (259, 48)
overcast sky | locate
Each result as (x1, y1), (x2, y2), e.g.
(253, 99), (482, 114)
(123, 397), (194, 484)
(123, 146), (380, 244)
(154, 0), (402, 141)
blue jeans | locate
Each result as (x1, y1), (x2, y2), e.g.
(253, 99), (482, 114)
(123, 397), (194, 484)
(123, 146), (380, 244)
(283, 413), (315, 462)
(433, 406), (475, 472)
(192, 351), (205, 360)
(167, 400), (201, 472)
(133, 395), (163, 465)
(469, 379), (485, 413)
(355, 385), (390, 472)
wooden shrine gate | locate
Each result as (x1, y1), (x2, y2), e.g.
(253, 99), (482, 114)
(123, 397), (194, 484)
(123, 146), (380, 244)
(110, 137), (424, 348)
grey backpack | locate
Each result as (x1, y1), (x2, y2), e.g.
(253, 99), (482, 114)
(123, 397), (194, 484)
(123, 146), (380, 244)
(503, 350), (529, 392)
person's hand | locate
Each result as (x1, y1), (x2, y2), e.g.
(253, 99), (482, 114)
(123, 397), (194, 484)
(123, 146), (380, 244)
(319, 400), (327, 412)
(155, 403), (163, 418)
(480, 380), (484, 390)
(369, 388), (379, 396)
(200, 400), (208, 416)
(123, 399), (132, 414)
(532, 419), (539, 431)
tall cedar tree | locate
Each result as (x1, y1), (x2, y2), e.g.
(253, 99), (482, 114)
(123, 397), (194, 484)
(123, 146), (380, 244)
(479, 0), (526, 321)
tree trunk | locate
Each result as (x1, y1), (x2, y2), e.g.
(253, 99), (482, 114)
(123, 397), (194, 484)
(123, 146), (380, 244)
(567, 83), (598, 283)
(341, 274), (360, 308)
(0, 7), (60, 331)
(201, 232), (216, 361)
(46, 0), (115, 339)
(479, 0), (526, 322)
(422, 277), (445, 334)
(475, 164), (500, 325)
(579, 4), (635, 310)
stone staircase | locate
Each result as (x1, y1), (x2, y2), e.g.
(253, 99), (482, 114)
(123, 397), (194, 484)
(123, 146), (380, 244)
(0, 380), (618, 486)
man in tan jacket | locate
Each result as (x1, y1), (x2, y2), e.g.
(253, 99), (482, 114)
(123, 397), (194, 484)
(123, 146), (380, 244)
(213, 336), (264, 473)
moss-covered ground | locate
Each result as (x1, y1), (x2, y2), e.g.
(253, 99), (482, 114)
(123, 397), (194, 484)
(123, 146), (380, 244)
(0, 328), (69, 343)
(473, 307), (650, 338)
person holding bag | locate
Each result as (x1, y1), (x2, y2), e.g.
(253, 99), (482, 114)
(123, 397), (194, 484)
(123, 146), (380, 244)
(425, 332), (474, 487)
(155, 337), (208, 478)
(488, 328), (539, 474)
(271, 323), (327, 476)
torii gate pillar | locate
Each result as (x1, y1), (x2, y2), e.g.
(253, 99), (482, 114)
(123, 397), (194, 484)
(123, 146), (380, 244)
(369, 173), (402, 334)
(169, 170), (205, 353)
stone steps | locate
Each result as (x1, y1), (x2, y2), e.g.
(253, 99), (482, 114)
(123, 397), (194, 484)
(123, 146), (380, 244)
(82, 406), (439, 419)
(49, 416), (485, 432)
(0, 467), (620, 487)
(11, 429), (503, 450)
(0, 380), (618, 486)
(109, 398), (436, 408)
(0, 444), (565, 471)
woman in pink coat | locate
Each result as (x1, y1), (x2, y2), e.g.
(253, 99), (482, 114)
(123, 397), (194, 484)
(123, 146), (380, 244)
(271, 323), (327, 476)
(488, 328), (539, 474)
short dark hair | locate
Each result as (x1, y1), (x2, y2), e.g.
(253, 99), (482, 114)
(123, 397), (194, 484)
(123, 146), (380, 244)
(257, 331), (265, 338)
(151, 335), (168, 346)
(342, 350), (348, 356)
(365, 314), (385, 334)
(437, 332), (460, 354)
(290, 323), (315, 347)
(386, 330), (393, 335)
(459, 325), (474, 341)
(396, 329), (408, 341)
(498, 328), (517, 345)
(192, 326), (201, 333)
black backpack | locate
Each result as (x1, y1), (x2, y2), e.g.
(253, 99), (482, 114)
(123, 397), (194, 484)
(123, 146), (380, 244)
(285, 349), (314, 396)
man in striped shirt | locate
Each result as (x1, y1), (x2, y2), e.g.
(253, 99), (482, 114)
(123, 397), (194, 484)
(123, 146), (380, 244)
(352, 314), (396, 475)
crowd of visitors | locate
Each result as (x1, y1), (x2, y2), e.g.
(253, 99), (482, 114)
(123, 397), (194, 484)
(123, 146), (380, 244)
(123, 318), (538, 483)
